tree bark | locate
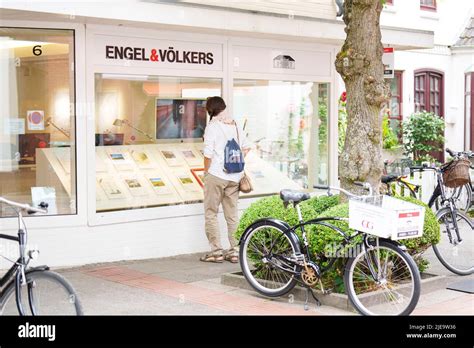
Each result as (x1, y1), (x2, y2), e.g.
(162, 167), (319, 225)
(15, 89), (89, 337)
(335, 0), (390, 197)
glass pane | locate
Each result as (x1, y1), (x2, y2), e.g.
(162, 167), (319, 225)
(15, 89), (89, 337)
(466, 74), (471, 93)
(0, 28), (76, 217)
(94, 74), (221, 212)
(390, 97), (400, 117)
(389, 118), (401, 138)
(389, 77), (398, 96)
(233, 80), (330, 190)
(466, 95), (471, 150)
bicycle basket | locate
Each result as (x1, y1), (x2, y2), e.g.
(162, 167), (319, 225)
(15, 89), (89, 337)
(348, 195), (425, 240)
(441, 159), (470, 188)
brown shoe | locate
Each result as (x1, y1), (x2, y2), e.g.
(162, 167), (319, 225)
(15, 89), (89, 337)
(200, 252), (224, 263)
(224, 254), (239, 263)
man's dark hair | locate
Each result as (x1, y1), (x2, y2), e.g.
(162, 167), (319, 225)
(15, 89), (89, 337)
(206, 96), (226, 118)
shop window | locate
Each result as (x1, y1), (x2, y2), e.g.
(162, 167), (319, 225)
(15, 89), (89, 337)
(94, 74), (222, 212)
(420, 0), (436, 11)
(387, 71), (403, 138)
(465, 72), (474, 151)
(233, 80), (330, 190)
(0, 28), (76, 217)
(414, 69), (444, 117)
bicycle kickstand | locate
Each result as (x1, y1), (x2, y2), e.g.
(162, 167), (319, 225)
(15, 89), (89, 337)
(304, 287), (321, 311)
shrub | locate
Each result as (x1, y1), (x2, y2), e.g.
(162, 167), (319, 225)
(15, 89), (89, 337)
(235, 194), (340, 241)
(402, 111), (445, 163)
(382, 116), (399, 150)
(236, 194), (440, 294)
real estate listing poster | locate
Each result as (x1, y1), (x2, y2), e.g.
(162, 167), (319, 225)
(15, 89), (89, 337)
(107, 149), (134, 171)
(99, 177), (126, 199)
(146, 175), (173, 195)
(160, 150), (182, 167)
(122, 176), (148, 197)
(130, 149), (155, 169)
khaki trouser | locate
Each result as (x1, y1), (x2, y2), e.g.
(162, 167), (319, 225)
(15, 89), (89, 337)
(203, 173), (239, 255)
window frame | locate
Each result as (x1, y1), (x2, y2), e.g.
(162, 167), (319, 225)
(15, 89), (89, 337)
(387, 70), (403, 137)
(465, 72), (474, 151)
(420, 0), (436, 11)
(414, 68), (444, 117)
(0, 21), (87, 230)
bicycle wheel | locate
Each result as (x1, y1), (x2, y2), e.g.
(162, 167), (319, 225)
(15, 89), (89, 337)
(0, 270), (83, 315)
(434, 184), (472, 212)
(433, 209), (474, 275)
(344, 239), (420, 316)
(239, 222), (300, 297)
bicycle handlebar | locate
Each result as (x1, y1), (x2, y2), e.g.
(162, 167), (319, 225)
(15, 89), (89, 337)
(446, 148), (455, 157)
(445, 148), (473, 159)
(314, 182), (373, 198)
(0, 197), (48, 214)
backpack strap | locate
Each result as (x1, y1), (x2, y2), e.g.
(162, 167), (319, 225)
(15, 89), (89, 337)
(233, 121), (240, 146)
(216, 120), (240, 146)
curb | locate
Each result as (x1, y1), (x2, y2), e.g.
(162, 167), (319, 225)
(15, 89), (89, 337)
(221, 272), (448, 312)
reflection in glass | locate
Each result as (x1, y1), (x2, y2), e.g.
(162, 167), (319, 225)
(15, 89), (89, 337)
(233, 80), (330, 189)
(94, 74), (222, 212)
(0, 28), (76, 217)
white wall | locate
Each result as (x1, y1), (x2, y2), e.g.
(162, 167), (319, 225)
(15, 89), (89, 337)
(381, 0), (473, 45)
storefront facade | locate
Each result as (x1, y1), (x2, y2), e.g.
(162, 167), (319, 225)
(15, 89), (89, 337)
(0, 2), (433, 267)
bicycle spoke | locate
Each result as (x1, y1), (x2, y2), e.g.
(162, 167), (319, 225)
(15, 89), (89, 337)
(348, 244), (417, 315)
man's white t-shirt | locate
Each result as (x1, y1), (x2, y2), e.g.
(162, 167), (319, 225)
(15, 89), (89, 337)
(203, 119), (251, 183)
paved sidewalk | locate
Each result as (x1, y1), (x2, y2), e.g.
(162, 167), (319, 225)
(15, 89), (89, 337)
(56, 252), (473, 315)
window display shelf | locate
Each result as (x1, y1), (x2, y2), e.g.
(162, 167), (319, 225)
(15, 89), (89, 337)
(40, 143), (303, 213)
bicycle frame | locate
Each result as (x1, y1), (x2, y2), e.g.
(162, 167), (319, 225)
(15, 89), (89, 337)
(0, 209), (38, 315)
(263, 212), (401, 284)
(427, 169), (466, 244)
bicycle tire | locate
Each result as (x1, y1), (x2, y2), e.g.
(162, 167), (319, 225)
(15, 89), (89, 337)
(344, 239), (421, 316)
(432, 209), (474, 276)
(239, 221), (300, 297)
(434, 184), (472, 212)
(0, 270), (83, 315)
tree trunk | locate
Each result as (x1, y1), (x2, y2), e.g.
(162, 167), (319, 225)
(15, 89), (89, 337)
(335, 0), (390, 197)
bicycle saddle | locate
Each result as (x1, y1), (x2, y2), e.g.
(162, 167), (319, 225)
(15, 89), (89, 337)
(381, 174), (399, 184)
(279, 189), (310, 205)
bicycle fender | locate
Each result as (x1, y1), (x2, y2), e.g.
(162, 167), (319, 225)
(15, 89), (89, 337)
(26, 265), (50, 273)
(366, 237), (407, 252)
(238, 218), (302, 253)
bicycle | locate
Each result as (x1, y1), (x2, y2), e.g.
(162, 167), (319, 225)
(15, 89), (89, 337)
(410, 164), (473, 276)
(433, 148), (473, 212)
(0, 197), (83, 315)
(239, 183), (421, 316)
(383, 149), (473, 213)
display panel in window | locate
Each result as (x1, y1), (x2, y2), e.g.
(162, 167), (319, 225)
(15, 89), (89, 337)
(94, 74), (222, 212)
(233, 80), (330, 192)
(0, 28), (76, 217)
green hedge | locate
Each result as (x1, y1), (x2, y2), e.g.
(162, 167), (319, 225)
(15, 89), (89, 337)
(236, 194), (440, 293)
(235, 194), (340, 240)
